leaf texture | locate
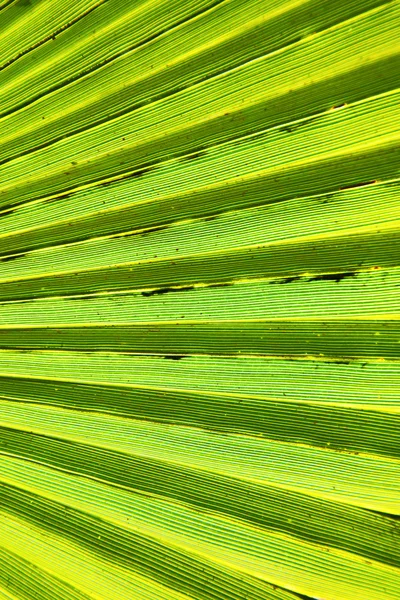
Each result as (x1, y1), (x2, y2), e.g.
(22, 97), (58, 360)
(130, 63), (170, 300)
(0, 0), (399, 599)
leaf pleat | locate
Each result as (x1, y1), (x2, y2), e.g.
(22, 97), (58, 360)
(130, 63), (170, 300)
(0, 0), (399, 598)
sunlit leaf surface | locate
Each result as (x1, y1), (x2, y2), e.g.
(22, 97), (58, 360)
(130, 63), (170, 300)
(0, 0), (399, 598)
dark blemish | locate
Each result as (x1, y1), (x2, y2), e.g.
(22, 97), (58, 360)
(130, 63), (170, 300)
(117, 231), (138, 239)
(269, 584), (316, 599)
(99, 167), (156, 187)
(141, 285), (195, 297)
(140, 225), (168, 236)
(117, 225), (168, 239)
(71, 161), (78, 166)
(58, 192), (74, 201)
(131, 168), (152, 179)
(340, 180), (377, 191)
(270, 276), (302, 285)
(308, 272), (357, 283)
(279, 121), (308, 134)
(279, 112), (323, 134)
(368, 509), (400, 522)
(180, 151), (206, 162)
(204, 216), (217, 222)
(98, 169), (160, 189)
(319, 194), (335, 204)
(207, 282), (233, 289)
(164, 355), (186, 360)
(98, 165), (155, 185)
(0, 208), (15, 218)
(288, 35), (303, 46)
(99, 179), (118, 189)
(40, 195), (70, 206)
(0, 253), (26, 263)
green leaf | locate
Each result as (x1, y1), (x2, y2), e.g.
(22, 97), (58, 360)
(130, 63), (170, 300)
(0, 0), (399, 598)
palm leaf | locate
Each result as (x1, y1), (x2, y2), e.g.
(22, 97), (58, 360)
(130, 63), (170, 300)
(0, 0), (399, 598)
